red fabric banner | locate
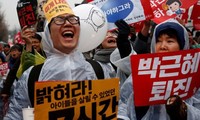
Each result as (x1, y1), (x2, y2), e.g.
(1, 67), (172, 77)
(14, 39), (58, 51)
(191, 2), (200, 20)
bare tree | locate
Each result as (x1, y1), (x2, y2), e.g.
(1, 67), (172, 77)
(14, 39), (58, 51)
(0, 4), (8, 43)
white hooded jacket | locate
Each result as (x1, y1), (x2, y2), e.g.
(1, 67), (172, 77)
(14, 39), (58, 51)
(3, 21), (98, 120)
(111, 19), (200, 120)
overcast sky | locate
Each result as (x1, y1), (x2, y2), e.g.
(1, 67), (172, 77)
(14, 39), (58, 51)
(0, 0), (20, 30)
(0, 0), (85, 31)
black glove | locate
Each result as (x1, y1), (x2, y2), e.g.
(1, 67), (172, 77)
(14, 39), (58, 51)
(114, 19), (131, 58)
(115, 19), (130, 35)
(166, 95), (187, 120)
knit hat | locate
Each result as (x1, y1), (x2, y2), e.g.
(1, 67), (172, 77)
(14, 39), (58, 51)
(150, 19), (189, 53)
(155, 21), (185, 50)
(43, 0), (74, 23)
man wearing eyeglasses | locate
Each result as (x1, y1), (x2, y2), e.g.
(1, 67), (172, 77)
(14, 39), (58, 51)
(49, 15), (80, 54)
(4, 1), (98, 119)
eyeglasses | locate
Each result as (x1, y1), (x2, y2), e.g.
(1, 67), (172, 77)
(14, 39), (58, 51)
(53, 15), (80, 25)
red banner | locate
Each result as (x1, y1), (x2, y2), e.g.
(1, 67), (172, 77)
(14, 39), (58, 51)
(131, 48), (200, 106)
(151, 0), (198, 24)
(191, 2), (200, 20)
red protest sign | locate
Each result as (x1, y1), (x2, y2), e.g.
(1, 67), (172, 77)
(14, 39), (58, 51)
(0, 62), (8, 76)
(141, 0), (154, 20)
(131, 48), (200, 106)
(151, 0), (198, 24)
(17, 1), (37, 29)
(191, 2), (200, 20)
(14, 32), (25, 45)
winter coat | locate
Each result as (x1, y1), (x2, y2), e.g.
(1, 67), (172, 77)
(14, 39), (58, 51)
(111, 19), (200, 120)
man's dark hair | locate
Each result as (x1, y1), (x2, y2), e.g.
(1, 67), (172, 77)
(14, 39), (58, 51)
(33, 33), (42, 41)
(3, 44), (10, 48)
(10, 44), (23, 52)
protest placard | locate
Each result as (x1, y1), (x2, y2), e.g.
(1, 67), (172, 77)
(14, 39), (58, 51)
(0, 62), (8, 77)
(151, 0), (198, 24)
(34, 78), (119, 119)
(131, 48), (200, 106)
(16, 1), (37, 29)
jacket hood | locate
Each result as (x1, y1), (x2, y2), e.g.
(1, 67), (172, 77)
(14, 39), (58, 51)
(42, 22), (78, 57)
(38, 22), (97, 81)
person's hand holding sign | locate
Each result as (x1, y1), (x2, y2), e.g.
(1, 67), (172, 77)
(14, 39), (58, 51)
(21, 26), (36, 52)
(166, 95), (187, 120)
(115, 19), (130, 36)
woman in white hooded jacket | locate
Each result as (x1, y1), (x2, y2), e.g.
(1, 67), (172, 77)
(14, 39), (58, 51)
(111, 19), (200, 120)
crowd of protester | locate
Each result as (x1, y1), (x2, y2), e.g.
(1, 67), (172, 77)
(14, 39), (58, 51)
(0, 1), (200, 120)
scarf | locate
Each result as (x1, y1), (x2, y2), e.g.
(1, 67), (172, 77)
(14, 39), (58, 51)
(93, 48), (115, 63)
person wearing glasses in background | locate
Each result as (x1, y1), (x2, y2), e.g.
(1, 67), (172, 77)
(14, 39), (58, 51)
(92, 30), (118, 78)
(4, 1), (98, 119)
